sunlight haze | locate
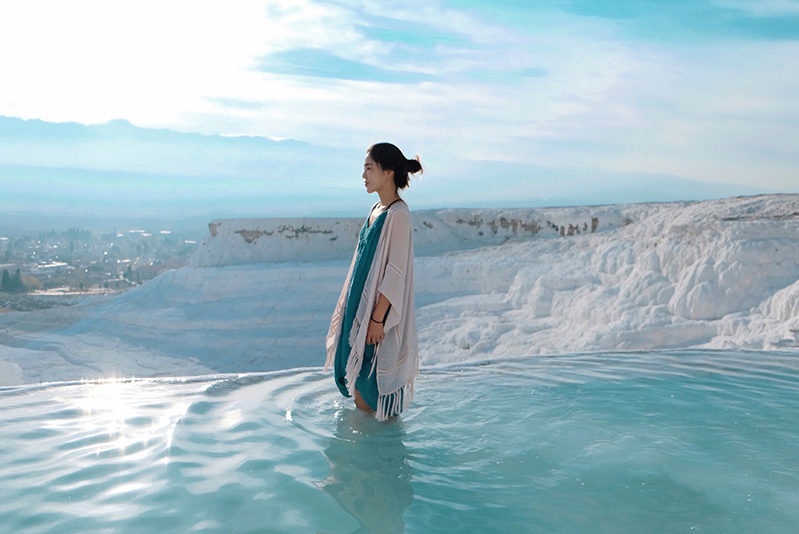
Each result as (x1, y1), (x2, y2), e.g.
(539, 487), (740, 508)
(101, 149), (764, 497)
(1, 0), (797, 219)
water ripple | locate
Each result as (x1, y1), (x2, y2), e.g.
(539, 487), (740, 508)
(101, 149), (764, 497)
(0, 350), (798, 533)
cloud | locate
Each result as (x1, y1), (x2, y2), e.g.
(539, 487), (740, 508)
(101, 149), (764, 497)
(713, 0), (799, 17)
(256, 48), (435, 82)
(1, 0), (797, 198)
(0, 0), (272, 124)
(561, 39), (799, 190)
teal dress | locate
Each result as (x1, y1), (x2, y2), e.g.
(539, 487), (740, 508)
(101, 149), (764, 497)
(334, 206), (389, 410)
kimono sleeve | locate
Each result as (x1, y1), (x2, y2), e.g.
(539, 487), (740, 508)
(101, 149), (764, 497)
(378, 208), (412, 330)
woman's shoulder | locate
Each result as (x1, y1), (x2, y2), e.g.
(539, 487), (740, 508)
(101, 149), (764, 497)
(387, 198), (409, 213)
(386, 199), (410, 219)
(385, 200), (411, 232)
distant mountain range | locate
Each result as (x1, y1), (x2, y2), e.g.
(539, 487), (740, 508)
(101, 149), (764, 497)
(1, 116), (770, 228)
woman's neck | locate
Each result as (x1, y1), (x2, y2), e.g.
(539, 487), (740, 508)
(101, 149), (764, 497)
(377, 188), (400, 207)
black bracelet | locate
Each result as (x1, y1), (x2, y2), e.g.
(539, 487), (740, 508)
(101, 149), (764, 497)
(371, 303), (391, 324)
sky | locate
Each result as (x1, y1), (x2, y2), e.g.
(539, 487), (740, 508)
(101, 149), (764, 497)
(1, 0), (798, 220)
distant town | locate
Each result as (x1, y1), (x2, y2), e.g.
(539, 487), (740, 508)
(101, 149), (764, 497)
(0, 226), (199, 311)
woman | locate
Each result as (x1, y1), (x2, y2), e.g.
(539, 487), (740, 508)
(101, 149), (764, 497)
(325, 143), (422, 421)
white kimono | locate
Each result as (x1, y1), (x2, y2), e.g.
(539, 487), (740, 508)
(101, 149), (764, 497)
(325, 201), (418, 420)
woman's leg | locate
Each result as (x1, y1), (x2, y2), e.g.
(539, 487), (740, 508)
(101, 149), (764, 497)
(353, 388), (374, 413)
(353, 343), (378, 413)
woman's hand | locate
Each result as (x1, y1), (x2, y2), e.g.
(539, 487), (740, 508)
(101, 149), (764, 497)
(366, 318), (385, 345)
(367, 293), (391, 345)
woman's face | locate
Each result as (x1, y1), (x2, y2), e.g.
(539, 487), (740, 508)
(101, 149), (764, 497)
(362, 155), (394, 195)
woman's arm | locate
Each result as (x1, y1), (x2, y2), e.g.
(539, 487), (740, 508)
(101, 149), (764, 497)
(366, 292), (390, 345)
(367, 205), (411, 345)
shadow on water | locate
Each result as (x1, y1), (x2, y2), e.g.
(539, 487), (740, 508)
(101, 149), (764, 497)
(317, 409), (414, 534)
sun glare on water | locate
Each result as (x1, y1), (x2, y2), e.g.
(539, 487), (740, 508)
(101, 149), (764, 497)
(51, 377), (190, 461)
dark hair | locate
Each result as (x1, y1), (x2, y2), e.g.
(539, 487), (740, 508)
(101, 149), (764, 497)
(367, 142), (423, 190)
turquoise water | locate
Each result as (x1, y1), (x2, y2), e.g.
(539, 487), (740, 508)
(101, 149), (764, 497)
(1, 351), (798, 533)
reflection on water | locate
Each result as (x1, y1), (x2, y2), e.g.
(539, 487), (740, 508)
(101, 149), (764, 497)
(318, 409), (414, 534)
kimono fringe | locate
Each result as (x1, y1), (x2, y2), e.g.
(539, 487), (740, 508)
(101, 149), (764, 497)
(376, 381), (414, 422)
(343, 318), (365, 396)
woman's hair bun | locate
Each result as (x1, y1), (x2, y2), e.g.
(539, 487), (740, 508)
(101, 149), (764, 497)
(368, 143), (422, 190)
(406, 156), (423, 175)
